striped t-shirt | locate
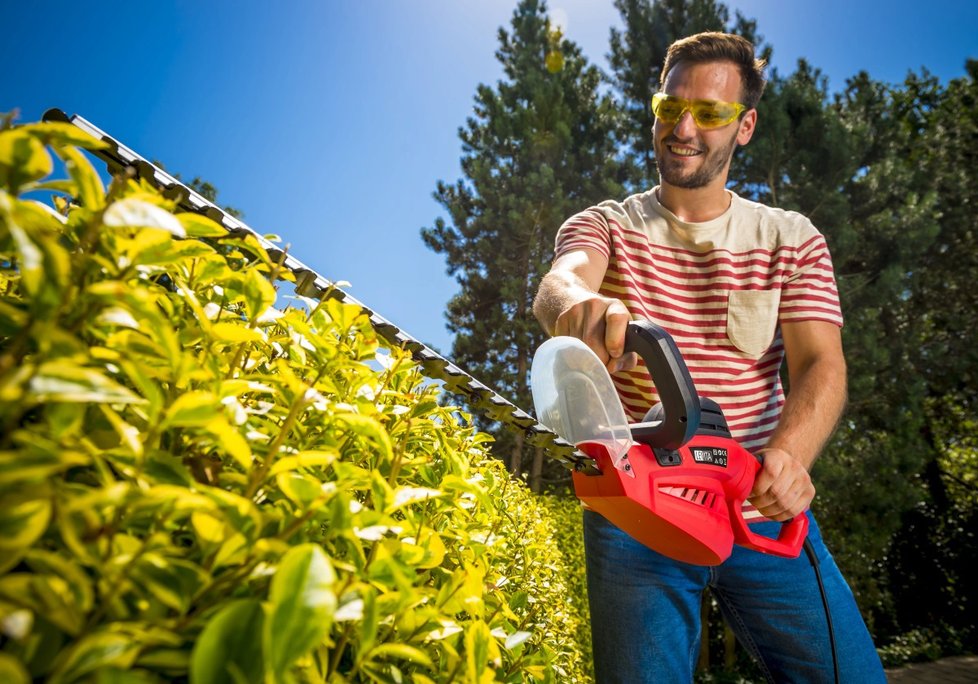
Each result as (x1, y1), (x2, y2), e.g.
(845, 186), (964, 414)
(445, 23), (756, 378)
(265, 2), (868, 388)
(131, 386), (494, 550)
(554, 188), (843, 452)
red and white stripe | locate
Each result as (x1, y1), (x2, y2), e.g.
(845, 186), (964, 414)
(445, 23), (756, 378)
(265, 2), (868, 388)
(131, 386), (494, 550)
(554, 190), (843, 453)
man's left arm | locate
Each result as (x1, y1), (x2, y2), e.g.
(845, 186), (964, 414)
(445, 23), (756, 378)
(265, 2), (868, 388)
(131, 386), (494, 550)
(749, 320), (847, 521)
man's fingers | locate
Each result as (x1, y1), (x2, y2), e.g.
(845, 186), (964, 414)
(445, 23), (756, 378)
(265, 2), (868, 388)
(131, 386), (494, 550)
(604, 301), (631, 359)
(555, 297), (632, 370)
(749, 451), (814, 519)
(618, 351), (639, 372)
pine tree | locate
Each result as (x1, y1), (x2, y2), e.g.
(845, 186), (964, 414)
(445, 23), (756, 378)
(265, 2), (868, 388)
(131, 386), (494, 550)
(422, 0), (626, 490)
(884, 61), (978, 639)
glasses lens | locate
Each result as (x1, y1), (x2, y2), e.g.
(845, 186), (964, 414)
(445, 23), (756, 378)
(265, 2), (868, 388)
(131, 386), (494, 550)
(690, 101), (739, 128)
(652, 94), (686, 122)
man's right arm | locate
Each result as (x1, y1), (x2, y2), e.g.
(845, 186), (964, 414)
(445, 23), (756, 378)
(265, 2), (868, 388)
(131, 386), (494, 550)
(533, 247), (637, 374)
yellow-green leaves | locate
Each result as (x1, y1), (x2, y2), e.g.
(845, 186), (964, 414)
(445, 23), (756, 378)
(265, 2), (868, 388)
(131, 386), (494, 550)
(53, 145), (104, 210)
(0, 492), (51, 565)
(190, 599), (264, 684)
(0, 654), (29, 684)
(0, 114), (591, 684)
(48, 631), (140, 684)
(266, 544), (337, 680)
(17, 122), (109, 150)
(1, 192), (70, 317)
(103, 197), (186, 237)
(27, 362), (145, 405)
(0, 129), (51, 192)
(241, 265), (276, 320)
(163, 390), (220, 427)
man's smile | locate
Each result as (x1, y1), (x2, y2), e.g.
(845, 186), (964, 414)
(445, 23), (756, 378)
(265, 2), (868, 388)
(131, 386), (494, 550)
(667, 144), (702, 157)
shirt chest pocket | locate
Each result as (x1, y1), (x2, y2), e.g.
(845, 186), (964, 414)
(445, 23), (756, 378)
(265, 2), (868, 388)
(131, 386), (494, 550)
(726, 290), (781, 357)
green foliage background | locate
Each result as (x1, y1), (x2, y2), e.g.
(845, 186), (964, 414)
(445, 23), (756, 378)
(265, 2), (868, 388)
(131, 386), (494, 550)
(0, 123), (590, 683)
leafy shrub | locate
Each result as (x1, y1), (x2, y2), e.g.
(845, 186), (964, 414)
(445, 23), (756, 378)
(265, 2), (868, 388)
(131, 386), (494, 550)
(537, 495), (590, 680)
(0, 117), (588, 682)
(876, 626), (966, 668)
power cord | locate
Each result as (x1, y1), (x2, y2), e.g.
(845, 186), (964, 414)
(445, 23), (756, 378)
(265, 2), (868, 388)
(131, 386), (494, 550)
(803, 537), (840, 684)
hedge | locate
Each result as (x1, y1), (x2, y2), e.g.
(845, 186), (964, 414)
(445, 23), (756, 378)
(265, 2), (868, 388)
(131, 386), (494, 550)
(0, 117), (590, 683)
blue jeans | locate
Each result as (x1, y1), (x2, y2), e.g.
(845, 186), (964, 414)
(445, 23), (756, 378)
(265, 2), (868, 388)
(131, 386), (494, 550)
(583, 509), (885, 683)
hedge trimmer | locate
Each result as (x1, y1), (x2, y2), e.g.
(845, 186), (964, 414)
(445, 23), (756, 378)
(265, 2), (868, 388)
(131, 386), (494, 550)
(531, 320), (807, 565)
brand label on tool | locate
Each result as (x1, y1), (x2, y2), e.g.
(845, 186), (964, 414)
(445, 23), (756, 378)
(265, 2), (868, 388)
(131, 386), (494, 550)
(691, 447), (728, 467)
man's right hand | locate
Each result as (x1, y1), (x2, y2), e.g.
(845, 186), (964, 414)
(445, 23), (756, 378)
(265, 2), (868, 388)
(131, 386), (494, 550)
(533, 247), (638, 374)
(554, 295), (638, 374)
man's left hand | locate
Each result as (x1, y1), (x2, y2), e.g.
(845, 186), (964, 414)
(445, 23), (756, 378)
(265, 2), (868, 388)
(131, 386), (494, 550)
(749, 448), (815, 521)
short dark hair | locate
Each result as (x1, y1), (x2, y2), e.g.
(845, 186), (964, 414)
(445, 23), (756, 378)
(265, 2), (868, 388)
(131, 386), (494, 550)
(660, 32), (767, 110)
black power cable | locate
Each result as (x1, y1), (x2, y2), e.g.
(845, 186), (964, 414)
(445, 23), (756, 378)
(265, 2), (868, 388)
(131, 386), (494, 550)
(803, 537), (840, 684)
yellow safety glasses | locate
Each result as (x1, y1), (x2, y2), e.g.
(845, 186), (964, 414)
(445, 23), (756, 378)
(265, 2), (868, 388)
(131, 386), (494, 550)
(651, 93), (746, 129)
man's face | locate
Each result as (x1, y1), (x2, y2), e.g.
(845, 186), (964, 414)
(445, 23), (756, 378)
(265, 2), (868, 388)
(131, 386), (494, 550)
(653, 60), (755, 190)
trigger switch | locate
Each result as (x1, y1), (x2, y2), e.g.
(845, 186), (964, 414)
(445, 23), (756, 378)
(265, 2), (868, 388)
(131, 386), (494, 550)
(653, 448), (682, 466)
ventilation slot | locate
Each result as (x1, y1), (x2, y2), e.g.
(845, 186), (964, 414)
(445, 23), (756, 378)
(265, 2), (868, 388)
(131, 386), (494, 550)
(661, 485), (718, 509)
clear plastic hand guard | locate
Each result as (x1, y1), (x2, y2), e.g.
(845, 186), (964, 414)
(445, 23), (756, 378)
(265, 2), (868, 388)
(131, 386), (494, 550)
(530, 336), (634, 474)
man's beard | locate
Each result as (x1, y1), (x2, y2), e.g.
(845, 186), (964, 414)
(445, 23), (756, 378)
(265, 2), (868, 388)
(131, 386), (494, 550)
(654, 132), (738, 189)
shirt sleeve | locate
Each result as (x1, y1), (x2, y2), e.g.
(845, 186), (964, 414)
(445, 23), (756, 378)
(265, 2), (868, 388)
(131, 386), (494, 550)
(779, 232), (844, 328)
(554, 208), (613, 260)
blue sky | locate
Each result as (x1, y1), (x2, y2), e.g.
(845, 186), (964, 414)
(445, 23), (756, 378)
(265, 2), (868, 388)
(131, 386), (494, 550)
(5, 1), (977, 356)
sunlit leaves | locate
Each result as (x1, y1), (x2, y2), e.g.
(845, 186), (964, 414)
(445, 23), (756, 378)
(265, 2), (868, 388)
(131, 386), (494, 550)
(190, 599), (265, 684)
(102, 197), (186, 237)
(0, 129), (51, 192)
(0, 118), (590, 683)
(52, 145), (104, 210)
(265, 544), (337, 679)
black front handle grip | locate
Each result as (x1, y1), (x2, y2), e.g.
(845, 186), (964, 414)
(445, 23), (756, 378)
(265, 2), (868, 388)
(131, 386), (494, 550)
(623, 321), (701, 450)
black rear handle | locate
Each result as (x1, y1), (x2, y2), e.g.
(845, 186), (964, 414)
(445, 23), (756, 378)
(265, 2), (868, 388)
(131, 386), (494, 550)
(623, 321), (701, 450)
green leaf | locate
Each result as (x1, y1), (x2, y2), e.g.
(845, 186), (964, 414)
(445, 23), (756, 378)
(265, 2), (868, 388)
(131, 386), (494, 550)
(135, 647), (190, 672)
(19, 122), (109, 150)
(387, 486), (444, 514)
(0, 445), (89, 485)
(0, 653), (29, 684)
(203, 418), (253, 470)
(190, 510), (227, 549)
(130, 553), (209, 614)
(0, 129), (52, 191)
(53, 145), (105, 210)
(47, 401), (86, 438)
(5, 207), (69, 312)
(464, 621), (495, 684)
(95, 403), (140, 451)
(504, 630), (532, 650)
(412, 529), (446, 570)
(28, 362), (145, 405)
(176, 212), (227, 237)
(0, 300), (28, 336)
(0, 493), (52, 552)
(102, 198), (186, 237)
(368, 643), (435, 669)
(358, 587), (380, 654)
(241, 267), (276, 321)
(336, 413), (394, 464)
(0, 573), (83, 635)
(24, 549), (94, 615)
(163, 391), (220, 428)
(190, 599), (264, 684)
(275, 471), (323, 508)
(265, 544), (337, 679)
(268, 449), (338, 476)
(211, 321), (264, 344)
(48, 632), (140, 684)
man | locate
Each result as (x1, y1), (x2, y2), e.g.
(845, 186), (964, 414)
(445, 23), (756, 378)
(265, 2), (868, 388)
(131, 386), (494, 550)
(533, 32), (885, 682)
